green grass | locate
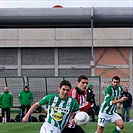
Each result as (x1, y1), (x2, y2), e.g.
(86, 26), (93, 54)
(1, 108), (132, 133)
(0, 122), (133, 133)
(82, 122), (133, 133)
(0, 122), (42, 133)
(117, 108), (133, 118)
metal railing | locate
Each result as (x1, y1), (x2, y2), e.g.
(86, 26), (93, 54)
(0, 76), (101, 107)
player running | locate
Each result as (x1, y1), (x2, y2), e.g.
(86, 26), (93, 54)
(95, 76), (128, 133)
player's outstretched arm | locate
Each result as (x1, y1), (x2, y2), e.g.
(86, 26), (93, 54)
(112, 96), (128, 105)
(22, 102), (39, 123)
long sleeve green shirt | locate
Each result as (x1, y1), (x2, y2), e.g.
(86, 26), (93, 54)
(0, 91), (13, 108)
(18, 90), (34, 105)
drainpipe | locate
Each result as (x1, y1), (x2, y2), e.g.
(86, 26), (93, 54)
(90, 7), (95, 76)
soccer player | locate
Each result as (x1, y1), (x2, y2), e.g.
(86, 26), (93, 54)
(62, 75), (91, 133)
(22, 80), (79, 133)
(95, 76), (128, 133)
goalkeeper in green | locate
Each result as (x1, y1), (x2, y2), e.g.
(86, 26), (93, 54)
(95, 76), (128, 133)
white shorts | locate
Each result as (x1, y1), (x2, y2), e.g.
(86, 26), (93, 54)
(98, 112), (122, 127)
(40, 122), (61, 133)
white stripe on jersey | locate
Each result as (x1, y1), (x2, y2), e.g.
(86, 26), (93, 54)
(50, 96), (59, 126)
(61, 97), (72, 129)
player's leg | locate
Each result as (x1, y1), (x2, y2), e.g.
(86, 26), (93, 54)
(111, 121), (124, 133)
(61, 126), (73, 133)
(111, 113), (125, 133)
(62, 125), (85, 133)
(40, 122), (61, 133)
(95, 113), (109, 133)
(72, 125), (85, 133)
(95, 126), (104, 133)
(40, 124), (47, 133)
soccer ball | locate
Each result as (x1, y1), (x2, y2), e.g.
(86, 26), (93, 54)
(74, 111), (89, 126)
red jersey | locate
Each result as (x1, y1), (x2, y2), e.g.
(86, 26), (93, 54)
(69, 87), (91, 111)
(66, 87), (91, 128)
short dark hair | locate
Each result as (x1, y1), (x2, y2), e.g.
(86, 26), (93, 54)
(77, 75), (88, 82)
(112, 76), (120, 82)
(60, 80), (72, 89)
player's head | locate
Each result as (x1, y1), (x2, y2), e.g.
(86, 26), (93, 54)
(77, 75), (88, 91)
(112, 76), (120, 88)
(58, 80), (72, 100)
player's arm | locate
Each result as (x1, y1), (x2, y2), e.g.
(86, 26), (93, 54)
(22, 94), (52, 123)
(80, 101), (91, 112)
(71, 99), (80, 125)
(112, 97), (128, 105)
(22, 102), (40, 123)
(112, 86), (128, 104)
(105, 86), (128, 105)
(72, 110), (79, 125)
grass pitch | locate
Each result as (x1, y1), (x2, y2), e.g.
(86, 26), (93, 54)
(0, 108), (132, 133)
(0, 122), (133, 133)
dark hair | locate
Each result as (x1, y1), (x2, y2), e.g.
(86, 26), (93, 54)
(112, 76), (120, 82)
(77, 75), (88, 82)
(60, 80), (72, 89)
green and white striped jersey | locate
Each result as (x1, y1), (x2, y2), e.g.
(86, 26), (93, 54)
(100, 84), (123, 115)
(39, 94), (79, 130)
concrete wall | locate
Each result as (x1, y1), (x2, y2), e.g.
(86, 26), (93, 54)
(0, 28), (132, 47)
(0, 28), (132, 94)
